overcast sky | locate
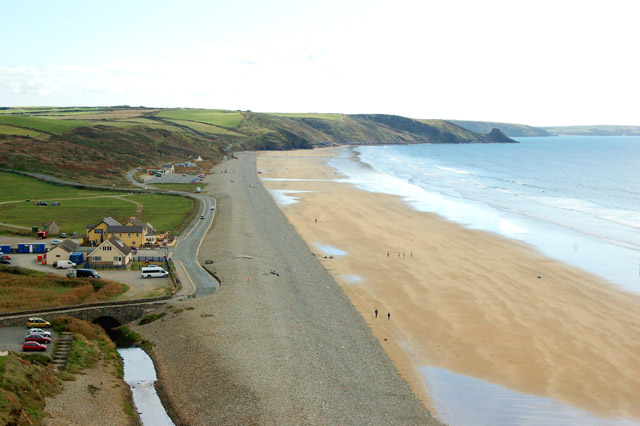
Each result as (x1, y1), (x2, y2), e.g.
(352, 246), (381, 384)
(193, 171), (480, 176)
(2, 0), (639, 126)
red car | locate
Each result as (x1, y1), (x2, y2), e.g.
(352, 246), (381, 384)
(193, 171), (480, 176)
(25, 334), (51, 344)
(0, 254), (10, 260)
(23, 341), (47, 352)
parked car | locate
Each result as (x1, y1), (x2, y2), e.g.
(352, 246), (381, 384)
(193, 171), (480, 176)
(23, 341), (47, 352)
(26, 317), (51, 328)
(0, 259), (10, 265)
(28, 328), (51, 338)
(76, 269), (101, 279)
(56, 260), (76, 269)
(141, 266), (169, 278)
(51, 239), (63, 245)
(60, 232), (67, 238)
(25, 334), (51, 344)
(0, 254), (11, 260)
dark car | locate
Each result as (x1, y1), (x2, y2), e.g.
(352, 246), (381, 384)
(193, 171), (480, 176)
(76, 269), (101, 278)
(25, 334), (52, 344)
(23, 341), (47, 352)
(0, 259), (10, 265)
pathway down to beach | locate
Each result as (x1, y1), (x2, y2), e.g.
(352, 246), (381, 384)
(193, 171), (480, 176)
(139, 152), (441, 425)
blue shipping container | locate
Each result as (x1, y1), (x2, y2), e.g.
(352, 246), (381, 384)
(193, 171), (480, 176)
(69, 252), (84, 265)
(0, 245), (11, 254)
(17, 243), (46, 254)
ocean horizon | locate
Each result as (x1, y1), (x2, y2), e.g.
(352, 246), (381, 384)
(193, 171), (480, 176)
(328, 136), (640, 293)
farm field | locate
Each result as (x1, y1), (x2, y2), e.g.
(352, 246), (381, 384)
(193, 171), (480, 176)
(162, 118), (241, 135)
(268, 112), (344, 121)
(0, 172), (106, 202)
(0, 172), (195, 235)
(0, 116), (87, 134)
(0, 265), (127, 313)
(156, 109), (244, 128)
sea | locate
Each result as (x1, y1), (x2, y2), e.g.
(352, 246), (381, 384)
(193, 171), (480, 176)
(328, 136), (640, 294)
(327, 136), (640, 425)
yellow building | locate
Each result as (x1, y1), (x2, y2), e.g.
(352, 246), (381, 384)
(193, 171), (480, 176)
(86, 217), (121, 246)
(86, 217), (154, 248)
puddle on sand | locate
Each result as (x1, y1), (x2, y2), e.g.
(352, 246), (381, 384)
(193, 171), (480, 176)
(314, 243), (348, 256)
(118, 347), (175, 426)
(421, 367), (640, 426)
(267, 189), (315, 206)
(343, 274), (364, 283)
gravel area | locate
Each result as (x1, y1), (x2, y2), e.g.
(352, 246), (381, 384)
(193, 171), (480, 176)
(43, 357), (138, 426)
(137, 152), (442, 425)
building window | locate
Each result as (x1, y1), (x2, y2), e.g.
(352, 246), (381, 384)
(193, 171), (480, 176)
(92, 256), (102, 261)
(114, 256), (121, 262)
(103, 246), (112, 251)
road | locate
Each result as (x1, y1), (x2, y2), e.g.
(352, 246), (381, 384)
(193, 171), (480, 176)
(126, 169), (218, 297)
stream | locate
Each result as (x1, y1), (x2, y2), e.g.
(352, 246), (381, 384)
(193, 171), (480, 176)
(117, 347), (175, 426)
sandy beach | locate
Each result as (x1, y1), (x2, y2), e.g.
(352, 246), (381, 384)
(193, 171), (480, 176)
(257, 148), (640, 421)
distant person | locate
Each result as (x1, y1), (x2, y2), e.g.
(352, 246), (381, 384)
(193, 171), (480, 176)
(387, 312), (390, 320)
(375, 309), (379, 318)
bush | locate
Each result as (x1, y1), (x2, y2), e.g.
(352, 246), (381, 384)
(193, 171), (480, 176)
(138, 312), (165, 325)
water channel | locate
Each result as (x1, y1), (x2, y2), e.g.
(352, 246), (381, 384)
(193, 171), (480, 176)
(118, 347), (175, 426)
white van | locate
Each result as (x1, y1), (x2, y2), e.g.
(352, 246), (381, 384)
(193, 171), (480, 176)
(141, 266), (169, 278)
(56, 260), (76, 269)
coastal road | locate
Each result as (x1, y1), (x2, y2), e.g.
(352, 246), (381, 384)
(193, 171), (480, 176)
(126, 169), (218, 297)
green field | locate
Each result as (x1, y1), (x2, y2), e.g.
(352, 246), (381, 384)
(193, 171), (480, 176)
(0, 124), (42, 137)
(134, 194), (195, 234)
(157, 109), (244, 128)
(269, 112), (344, 121)
(0, 172), (195, 235)
(164, 118), (242, 135)
(0, 172), (107, 202)
(0, 115), (87, 134)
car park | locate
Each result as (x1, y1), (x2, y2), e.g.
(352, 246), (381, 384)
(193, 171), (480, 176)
(27, 317), (51, 328)
(28, 328), (51, 338)
(25, 334), (51, 344)
(23, 341), (47, 352)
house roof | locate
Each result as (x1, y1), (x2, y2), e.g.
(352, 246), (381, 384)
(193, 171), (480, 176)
(107, 225), (143, 234)
(89, 237), (132, 257)
(103, 217), (121, 226)
(126, 218), (156, 233)
(87, 217), (122, 231)
(42, 221), (57, 227)
(54, 239), (79, 253)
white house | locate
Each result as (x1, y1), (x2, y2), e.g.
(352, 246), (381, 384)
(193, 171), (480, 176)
(88, 237), (133, 267)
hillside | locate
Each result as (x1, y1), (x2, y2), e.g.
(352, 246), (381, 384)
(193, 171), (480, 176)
(449, 120), (550, 137)
(542, 125), (640, 136)
(0, 107), (514, 183)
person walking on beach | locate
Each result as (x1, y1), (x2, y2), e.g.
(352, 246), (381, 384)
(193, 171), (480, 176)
(387, 312), (391, 320)
(375, 309), (379, 318)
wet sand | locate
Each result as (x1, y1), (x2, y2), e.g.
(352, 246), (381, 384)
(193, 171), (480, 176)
(257, 148), (640, 421)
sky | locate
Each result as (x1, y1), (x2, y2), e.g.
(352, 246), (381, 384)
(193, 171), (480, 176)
(1, 0), (639, 126)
